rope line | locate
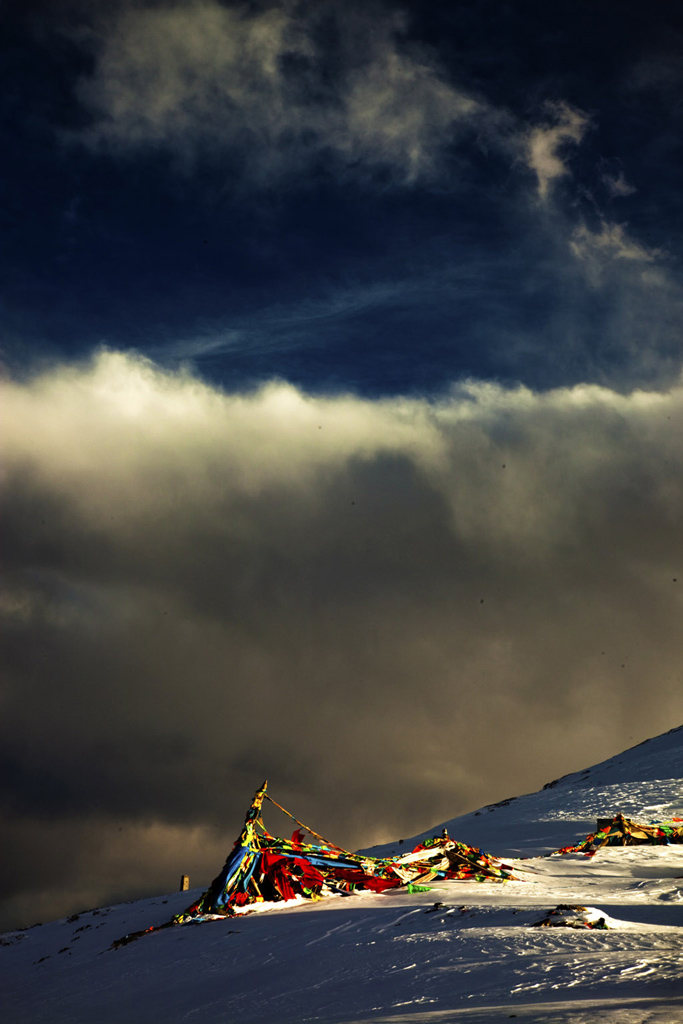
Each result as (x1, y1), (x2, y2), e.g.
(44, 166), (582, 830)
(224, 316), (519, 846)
(263, 793), (346, 851)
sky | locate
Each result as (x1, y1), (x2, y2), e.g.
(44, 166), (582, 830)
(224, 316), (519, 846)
(2, 0), (683, 931)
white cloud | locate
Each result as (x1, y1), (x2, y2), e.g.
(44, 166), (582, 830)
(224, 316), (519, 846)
(4, 349), (683, 554)
(74, 0), (490, 185)
(334, 35), (483, 185)
(570, 220), (662, 284)
(525, 101), (589, 200)
(570, 220), (658, 262)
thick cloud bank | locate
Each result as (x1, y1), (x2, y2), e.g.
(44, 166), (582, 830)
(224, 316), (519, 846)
(2, 352), (683, 927)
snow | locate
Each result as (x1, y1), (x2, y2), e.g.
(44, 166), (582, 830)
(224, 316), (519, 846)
(2, 725), (682, 1023)
(364, 724), (683, 861)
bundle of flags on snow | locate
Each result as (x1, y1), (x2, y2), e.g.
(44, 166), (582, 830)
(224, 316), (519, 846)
(553, 813), (683, 858)
(173, 781), (517, 924)
(112, 781), (517, 947)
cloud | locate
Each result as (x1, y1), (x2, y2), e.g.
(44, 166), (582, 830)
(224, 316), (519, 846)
(567, 220), (669, 303)
(142, 211), (683, 397)
(2, 350), (683, 926)
(570, 220), (661, 267)
(332, 27), (483, 185)
(73, 0), (491, 185)
(602, 170), (636, 198)
(564, 228), (683, 387)
(525, 101), (589, 200)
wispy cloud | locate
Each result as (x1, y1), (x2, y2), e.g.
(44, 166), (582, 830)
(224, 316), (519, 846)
(74, 0), (493, 186)
(524, 101), (589, 200)
(602, 170), (636, 198)
(570, 220), (660, 267)
(567, 219), (669, 303)
(145, 278), (435, 365)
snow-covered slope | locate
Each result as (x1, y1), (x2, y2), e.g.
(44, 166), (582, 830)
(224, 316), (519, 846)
(1, 725), (682, 1024)
(365, 723), (683, 860)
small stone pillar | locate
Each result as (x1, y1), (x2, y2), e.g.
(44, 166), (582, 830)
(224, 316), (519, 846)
(180, 874), (190, 891)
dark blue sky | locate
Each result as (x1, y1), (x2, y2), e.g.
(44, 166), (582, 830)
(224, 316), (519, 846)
(4, 0), (683, 395)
